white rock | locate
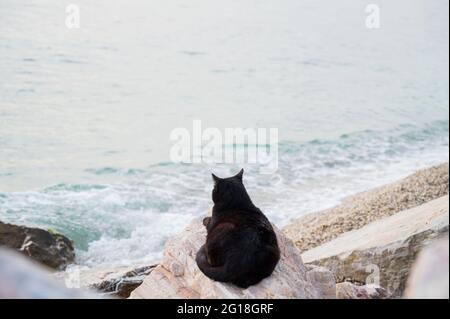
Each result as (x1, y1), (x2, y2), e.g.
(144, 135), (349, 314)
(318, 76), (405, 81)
(404, 238), (449, 299)
(0, 249), (97, 299)
(302, 195), (449, 298)
(130, 218), (335, 299)
(306, 265), (336, 299)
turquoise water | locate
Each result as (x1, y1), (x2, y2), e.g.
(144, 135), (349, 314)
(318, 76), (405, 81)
(0, 0), (448, 267)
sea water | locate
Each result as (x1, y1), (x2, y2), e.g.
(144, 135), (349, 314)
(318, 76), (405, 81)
(0, 0), (448, 268)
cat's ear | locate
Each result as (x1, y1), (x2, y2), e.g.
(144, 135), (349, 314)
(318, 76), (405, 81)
(212, 173), (220, 184)
(236, 168), (244, 181)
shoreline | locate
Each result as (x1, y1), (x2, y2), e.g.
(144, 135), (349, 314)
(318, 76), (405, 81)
(127, 161), (449, 298)
(1, 162), (449, 298)
(283, 162), (449, 253)
(71, 162), (449, 297)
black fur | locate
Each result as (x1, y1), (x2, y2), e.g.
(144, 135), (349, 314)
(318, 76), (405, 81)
(195, 169), (280, 288)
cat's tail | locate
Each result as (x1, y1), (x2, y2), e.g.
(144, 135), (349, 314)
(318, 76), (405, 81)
(195, 245), (233, 282)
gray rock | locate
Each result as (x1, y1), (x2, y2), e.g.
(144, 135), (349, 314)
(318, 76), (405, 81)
(302, 196), (449, 298)
(53, 264), (157, 298)
(0, 221), (75, 270)
(92, 265), (156, 298)
(306, 265), (336, 299)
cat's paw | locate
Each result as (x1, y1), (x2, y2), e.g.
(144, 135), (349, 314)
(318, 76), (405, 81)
(203, 217), (211, 227)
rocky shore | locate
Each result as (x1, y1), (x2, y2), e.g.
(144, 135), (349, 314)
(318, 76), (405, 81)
(128, 162), (449, 299)
(301, 195), (449, 297)
(284, 163), (449, 253)
(0, 163), (448, 298)
(0, 221), (75, 270)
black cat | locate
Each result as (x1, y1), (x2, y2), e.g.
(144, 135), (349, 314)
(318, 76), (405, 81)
(195, 169), (280, 288)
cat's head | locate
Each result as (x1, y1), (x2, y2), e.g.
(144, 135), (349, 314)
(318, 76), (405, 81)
(211, 169), (251, 207)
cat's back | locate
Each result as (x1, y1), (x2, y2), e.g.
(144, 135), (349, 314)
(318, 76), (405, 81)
(210, 208), (277, 246)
